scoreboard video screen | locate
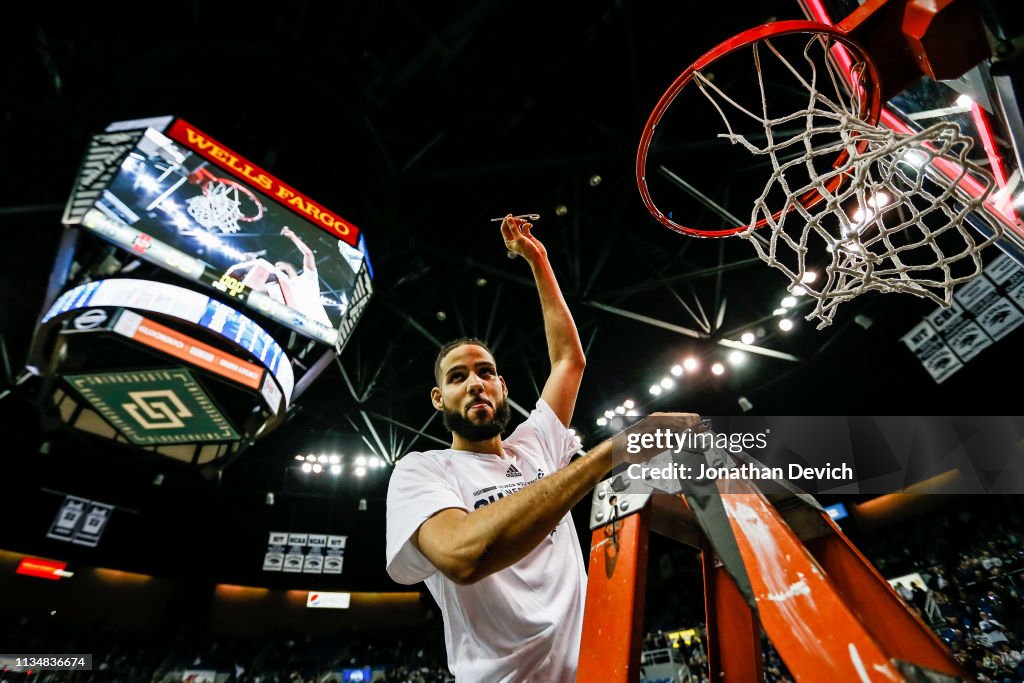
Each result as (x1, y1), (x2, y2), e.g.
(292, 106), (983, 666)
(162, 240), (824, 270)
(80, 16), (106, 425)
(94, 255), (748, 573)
(75, 118), (373, 349)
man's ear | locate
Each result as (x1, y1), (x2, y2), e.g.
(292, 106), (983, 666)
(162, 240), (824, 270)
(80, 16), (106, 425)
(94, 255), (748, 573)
(430, 387), (443, 411)
(499, 375), (508, 397)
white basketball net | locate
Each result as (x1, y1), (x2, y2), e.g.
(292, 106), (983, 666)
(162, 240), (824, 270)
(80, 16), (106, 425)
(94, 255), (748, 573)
(695, 35), (1004, 328)
(187, 181), (260, 234)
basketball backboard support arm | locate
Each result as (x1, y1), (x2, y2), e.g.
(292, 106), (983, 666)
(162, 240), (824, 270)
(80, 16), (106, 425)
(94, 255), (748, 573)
(799, 0), (1024, 264)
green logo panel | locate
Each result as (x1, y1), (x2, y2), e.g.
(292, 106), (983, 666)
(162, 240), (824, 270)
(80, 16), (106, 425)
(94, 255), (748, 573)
(66, 369), (240, 445)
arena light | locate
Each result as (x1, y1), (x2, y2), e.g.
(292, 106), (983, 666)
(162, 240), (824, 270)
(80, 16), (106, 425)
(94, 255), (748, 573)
(369, 456), (383, 468)
(355, 455), (367, 467)
(317, 455), (328, 463)
(728, 350), (745, 365)
(329, 455), (340, 465)
(354, 466), (367, 477)
(614, 406), (625, 414)
(711, 363), (725, 376)
(683, 358), (698, 371)
(626, 410), (639, 417)
(670, 364), (683, 377)
(596, 417), (608, 426)
(740, 332), (755, 345)
(901, 149), (928, 168)
(801, 271), (817, 283)
(659, 377), (674, 390)
(649, 384), (663, 396)
(779, 319), (794, 332)
(301, 463), (313, 473)
(330, 465), (342, 475)
(604, 410), (615, 419)
(955, 93), (974, 108)
(773, 308), (787, 316)
(791, 286), (807, 296)
(312, 463), (323, 474)
(305, 455), (316, 462)
(623, 400), (634, 409)
(294, 455), (305, 461)
(781, 296), (796, 308)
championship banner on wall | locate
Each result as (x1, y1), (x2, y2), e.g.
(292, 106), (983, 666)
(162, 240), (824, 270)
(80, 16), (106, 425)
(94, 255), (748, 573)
(264, 531), (346, 574)
(262, 531), (288, 572)
(284, 533), (307, 574)
(903, 253), (1024, 382)
(303, 534), (326, 574)
(47, 495), (114, 548)
(324, 535), (347, 575)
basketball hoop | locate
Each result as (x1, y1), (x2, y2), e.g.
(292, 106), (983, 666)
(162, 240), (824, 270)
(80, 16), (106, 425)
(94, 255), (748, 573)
(186, 175), (265, 234)
(637, 21), (1004, 328)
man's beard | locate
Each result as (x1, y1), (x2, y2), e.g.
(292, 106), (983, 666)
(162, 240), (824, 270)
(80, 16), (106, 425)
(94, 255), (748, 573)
(442, 398), (512, 442)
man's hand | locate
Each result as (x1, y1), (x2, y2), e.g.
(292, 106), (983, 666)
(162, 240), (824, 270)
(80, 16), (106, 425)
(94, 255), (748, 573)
(500, 214), (546, 264)
(609, 412), (705, 468)
(280, 226), (295, 239)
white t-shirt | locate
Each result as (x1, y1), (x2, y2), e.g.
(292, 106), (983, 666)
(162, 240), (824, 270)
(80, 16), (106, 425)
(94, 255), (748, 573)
(385, 398), (587, 682)
(283, 267), (333, 328)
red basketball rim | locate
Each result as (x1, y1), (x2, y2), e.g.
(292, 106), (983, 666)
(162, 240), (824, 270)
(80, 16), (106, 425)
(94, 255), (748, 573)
(636, 20), (882, 238)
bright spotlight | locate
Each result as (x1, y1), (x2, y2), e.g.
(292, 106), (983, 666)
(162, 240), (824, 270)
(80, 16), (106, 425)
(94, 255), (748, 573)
(740, 332), (755, 345)
(779, 319), (794, 332)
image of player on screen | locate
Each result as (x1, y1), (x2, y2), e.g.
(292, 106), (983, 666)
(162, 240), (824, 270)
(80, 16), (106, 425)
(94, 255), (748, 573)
(223, 227), (334, 329)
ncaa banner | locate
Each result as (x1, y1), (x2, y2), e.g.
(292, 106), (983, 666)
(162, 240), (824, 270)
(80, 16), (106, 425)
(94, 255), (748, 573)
(283, 533), (307, 574)
(303, 534), (327, 574)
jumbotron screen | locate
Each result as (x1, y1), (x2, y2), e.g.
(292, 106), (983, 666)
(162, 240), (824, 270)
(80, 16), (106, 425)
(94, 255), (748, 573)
(76, 118), (373, 349)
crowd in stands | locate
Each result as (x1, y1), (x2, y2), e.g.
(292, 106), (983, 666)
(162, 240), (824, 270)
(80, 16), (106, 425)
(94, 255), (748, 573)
(641, 496), (1024, 682)
(0, 618), (451, 683)
(2, 498), (1022, 682)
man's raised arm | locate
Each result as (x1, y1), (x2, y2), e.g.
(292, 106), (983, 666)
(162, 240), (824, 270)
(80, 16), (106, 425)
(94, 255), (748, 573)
(501, 215), (585, 427)
(281, 226), (317, 271)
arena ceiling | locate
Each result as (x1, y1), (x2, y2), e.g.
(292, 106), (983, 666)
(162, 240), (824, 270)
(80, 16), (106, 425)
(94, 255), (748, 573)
(1, 0), (1020, 591)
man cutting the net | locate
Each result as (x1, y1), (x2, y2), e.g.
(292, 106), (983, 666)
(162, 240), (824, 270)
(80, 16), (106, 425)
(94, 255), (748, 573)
(385, 214), (698, 681)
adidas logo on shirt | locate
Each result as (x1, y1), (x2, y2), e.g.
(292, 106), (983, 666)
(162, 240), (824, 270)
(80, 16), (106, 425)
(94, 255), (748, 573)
(506, 464), (522, 478)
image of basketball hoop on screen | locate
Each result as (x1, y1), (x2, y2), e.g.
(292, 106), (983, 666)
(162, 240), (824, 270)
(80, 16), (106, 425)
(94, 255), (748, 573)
(92, 128), (363, 337)
(638, 1), (1024, 328)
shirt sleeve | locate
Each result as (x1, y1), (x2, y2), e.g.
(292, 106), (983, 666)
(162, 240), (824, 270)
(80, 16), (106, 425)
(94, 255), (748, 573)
(385, 452), (469, 585)
(519, 398), (581, 470)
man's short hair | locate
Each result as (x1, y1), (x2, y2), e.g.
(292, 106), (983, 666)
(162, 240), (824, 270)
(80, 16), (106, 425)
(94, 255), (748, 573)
(434, 337), (494, 385)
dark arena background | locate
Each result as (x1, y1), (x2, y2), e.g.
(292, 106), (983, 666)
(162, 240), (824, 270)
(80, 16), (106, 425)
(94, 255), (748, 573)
(2, 1), (1024, 682)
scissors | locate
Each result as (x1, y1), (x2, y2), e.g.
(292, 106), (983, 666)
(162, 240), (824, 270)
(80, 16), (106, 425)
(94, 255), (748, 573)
(490, 213), (540, 222)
